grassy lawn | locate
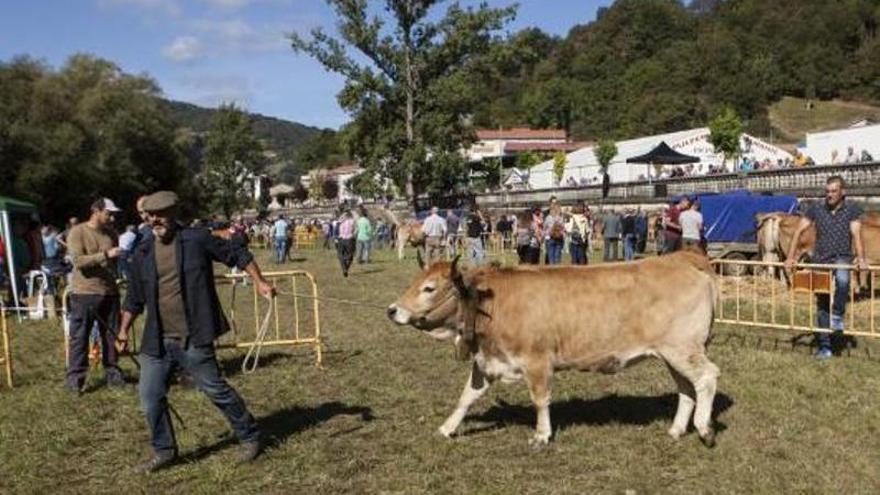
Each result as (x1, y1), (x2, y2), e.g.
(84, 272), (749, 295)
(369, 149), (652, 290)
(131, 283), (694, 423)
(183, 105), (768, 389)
(768, 96), (880, 143)
(2, 245), (880, 494)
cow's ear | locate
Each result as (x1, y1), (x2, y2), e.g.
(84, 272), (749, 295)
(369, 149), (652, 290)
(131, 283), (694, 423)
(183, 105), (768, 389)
(416, 249), (427, 271)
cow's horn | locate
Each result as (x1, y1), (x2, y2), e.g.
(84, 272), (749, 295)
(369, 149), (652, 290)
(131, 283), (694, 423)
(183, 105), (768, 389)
(416, 249), (426, 271)
(450, 255), (468, 296)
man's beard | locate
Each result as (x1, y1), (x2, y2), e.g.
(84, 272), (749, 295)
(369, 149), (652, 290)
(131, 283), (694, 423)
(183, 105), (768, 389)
(153, 224), (173, 242)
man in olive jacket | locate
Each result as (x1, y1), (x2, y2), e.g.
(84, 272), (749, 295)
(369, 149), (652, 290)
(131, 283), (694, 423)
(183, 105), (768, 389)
(119, 191), (275, 473)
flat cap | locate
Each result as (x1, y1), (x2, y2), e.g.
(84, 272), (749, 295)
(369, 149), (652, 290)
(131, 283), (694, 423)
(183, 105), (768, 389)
(141, 191), (179, 212)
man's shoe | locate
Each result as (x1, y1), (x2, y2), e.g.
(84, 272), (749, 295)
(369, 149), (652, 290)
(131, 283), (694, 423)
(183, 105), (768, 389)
(814, 348), (833, 361)
(133, 451), (177, 474)
(237, 440), (262, 464)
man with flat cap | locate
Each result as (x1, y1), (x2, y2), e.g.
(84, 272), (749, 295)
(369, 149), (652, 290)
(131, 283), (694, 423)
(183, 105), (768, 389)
(118, 191), (275, 473)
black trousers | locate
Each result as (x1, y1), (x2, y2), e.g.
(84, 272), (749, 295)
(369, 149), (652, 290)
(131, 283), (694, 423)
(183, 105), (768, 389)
(337, 238), (355, 274)
(67, 294), (123, 388)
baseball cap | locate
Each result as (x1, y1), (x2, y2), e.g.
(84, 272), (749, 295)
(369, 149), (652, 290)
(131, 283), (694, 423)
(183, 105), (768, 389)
(92, 197), (122, 213)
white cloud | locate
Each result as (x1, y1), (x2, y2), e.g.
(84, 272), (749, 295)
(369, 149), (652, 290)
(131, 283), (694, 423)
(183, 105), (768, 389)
(163, 36), (203, 62)
(198, 0), (252, 9)
(99, 0), (181, 17)
(191, 18), (287, 53)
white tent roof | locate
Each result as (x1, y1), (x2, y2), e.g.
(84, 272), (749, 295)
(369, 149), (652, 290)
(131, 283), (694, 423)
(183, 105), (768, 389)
(528, 127), (792, 189)
(529, 128), (706, 189)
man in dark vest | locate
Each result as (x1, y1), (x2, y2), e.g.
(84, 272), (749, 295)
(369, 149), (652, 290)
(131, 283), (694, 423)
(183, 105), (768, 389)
(119, 191), (275, 472)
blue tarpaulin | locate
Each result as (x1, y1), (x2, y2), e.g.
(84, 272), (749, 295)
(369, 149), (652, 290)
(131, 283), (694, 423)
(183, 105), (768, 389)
(693, 190), (798, 244)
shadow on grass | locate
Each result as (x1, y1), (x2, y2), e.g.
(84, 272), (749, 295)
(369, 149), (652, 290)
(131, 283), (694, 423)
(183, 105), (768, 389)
(351, 268), (386, 276)
(217, 352), (293, 378)
(181, 401), (375, 462)
(461, 393), (733, 437)
(717, 330), (870, 359)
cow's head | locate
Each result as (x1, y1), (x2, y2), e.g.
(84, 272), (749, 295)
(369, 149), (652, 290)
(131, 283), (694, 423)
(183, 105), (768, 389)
(387, 255), (468, 341)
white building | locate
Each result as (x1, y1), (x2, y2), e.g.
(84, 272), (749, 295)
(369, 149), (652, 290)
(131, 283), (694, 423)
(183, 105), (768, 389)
(300, 163), (365, 202)
(529, 127), (793, 189)
(801, 122), (880, 165)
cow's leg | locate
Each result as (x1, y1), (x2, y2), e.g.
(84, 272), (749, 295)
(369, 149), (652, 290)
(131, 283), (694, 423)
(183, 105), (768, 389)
(524, 362), (553, 446)
(438, 362), (490, 438)
(664, 363), (696, 440)
(664, 351), (720, 447)
(397, 236), (406, 260)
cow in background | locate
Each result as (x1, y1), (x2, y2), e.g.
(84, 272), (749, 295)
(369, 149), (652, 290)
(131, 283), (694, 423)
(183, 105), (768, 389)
(396, 221), (426, 261)
(387, 252), (721, 447)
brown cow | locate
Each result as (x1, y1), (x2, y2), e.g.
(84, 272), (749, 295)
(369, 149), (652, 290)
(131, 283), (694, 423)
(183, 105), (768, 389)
(387, 253), (721, 447)
(396, 221), (426, 260)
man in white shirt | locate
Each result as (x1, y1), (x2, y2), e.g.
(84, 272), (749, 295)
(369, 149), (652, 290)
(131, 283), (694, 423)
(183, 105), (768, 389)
(422, 206), (447, 264)
(272, 216), (290, 264)
(679, 197), (703, 249)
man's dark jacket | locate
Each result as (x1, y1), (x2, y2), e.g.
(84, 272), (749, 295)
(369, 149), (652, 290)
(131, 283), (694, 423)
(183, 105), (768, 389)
(124, 226), (254, 357)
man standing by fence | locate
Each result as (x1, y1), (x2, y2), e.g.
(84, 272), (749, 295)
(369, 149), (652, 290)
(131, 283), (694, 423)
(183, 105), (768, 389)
(785, 176), (869, 360)
(66, 198), (125, 393)
(422, 206), (447, 264)
(272, 215), (290, 264)
(118, 191), (274, 472)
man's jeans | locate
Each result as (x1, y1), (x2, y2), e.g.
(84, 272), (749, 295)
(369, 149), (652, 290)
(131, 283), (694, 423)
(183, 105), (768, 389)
(546, 239), (564, 265)
(274, 237), (287, 264)
(569, 242), (587, 265)
(623, 234), (636, 261)
(815, 256), (852, 352)
(467, 237), (485, 266)
(603, 238), (619, 262)
(356, 239), (371, 263)
(67, 294), (123, 389)
(139, 340), (259, 455)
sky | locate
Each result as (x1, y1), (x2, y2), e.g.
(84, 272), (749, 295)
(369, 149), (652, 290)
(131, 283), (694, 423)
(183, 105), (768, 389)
(0, 0), (612, 130)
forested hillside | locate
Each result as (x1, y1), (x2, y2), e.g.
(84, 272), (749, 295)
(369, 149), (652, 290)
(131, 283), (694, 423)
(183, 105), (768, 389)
(466, 0), (880, 141)
(160, 99), (324, 160)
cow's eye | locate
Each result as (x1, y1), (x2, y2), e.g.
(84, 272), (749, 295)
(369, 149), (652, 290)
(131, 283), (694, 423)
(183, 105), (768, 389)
(423, 286), (435, 293)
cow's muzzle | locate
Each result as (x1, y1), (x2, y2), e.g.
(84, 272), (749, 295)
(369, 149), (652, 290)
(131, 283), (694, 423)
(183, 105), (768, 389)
(387, 303), (432, 329)
(386, 304), (413, 325)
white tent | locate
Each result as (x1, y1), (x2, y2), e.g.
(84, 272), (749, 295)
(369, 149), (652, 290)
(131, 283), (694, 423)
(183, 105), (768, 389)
(528, 127), (793, 189)
(803, 123), (880, 164)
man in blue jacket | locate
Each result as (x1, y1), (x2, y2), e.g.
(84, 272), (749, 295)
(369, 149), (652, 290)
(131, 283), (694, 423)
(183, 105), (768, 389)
(118, 191), (275, 473)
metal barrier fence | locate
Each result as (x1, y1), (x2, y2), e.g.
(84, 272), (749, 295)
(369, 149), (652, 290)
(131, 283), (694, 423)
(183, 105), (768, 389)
(711, 258), (878, 338)
(50, 269), (323, 371)
(217, 269), (323, 367)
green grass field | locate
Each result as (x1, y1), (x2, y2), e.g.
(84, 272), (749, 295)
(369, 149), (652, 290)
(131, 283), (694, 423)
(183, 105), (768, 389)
(3, 246), (880, 494)
(768, 96), (880, 143)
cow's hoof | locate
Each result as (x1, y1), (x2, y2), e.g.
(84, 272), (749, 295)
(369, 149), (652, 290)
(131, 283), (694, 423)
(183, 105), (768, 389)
(667, 426), (686, 440)
(437, 426), (456, 439)
(528, 434), (550, 448)
(698, 429), (716, 449)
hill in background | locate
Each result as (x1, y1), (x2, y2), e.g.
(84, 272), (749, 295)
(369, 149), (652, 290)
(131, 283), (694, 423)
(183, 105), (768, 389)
(768, 97), (880, 144)
(160, 99), (326, 161)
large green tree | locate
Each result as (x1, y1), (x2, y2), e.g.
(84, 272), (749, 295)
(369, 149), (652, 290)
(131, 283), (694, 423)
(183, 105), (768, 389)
(0, 55), (193, 225)
(290, 0), (516, 210)
(201, 104), (266, 218)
